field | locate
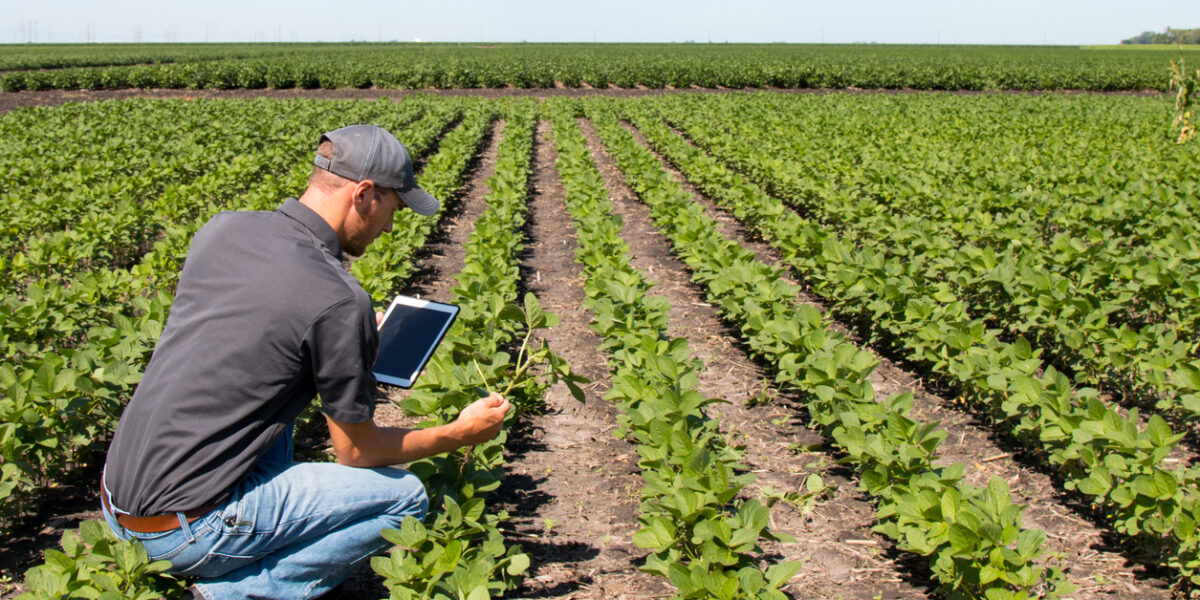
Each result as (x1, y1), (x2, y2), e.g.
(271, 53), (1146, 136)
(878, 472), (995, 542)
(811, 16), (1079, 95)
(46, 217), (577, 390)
(1, 48), (1200, 600)
(3, 43), (1200, 92)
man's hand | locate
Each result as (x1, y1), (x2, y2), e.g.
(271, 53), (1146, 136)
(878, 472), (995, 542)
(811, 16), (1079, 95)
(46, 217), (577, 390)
(453, 393), (510, 446)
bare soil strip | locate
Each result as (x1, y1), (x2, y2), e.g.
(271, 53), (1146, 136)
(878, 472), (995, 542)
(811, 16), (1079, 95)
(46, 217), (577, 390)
(575, 117), (937, 599)
(495, 120), (669, 599)
(617, 120), (1175, 599)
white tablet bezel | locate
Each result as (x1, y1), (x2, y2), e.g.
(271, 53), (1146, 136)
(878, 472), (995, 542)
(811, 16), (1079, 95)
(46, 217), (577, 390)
(373, 295), (459, 389)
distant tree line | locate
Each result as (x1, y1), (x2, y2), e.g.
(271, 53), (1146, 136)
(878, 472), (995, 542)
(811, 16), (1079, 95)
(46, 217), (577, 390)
(1122, 28), (1200, 45)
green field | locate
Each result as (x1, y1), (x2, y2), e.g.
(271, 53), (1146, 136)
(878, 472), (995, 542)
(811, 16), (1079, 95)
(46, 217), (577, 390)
(2, 42), (1200, 91)
(3, 87), (1199, 599)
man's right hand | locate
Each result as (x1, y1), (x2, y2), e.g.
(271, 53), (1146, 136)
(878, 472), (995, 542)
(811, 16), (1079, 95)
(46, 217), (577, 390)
(453, 392), (510, 446)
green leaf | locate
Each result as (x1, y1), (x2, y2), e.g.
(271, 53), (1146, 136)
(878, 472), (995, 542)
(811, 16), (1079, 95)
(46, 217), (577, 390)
(523, 292), (547, 328)
(940, 487), (960, 522)
(444, 495), (463, 528)
(986, 476), (1011, 516)
(60, 529), (81, 557)
(1016, 528), (1045, 559)
(948, 523), (980, 552)
(394, 516), (428, 548)
(739, 499), (768, 533)
(984, 587), (1015, 600)
(505, 552), (530, 576)
(632, 518), (676, 551)
(765, 560), (803, 589)
(434, 539), (462, 574)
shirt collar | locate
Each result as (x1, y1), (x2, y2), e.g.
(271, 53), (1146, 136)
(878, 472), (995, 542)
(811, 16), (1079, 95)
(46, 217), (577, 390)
(278, 198), (344, 261)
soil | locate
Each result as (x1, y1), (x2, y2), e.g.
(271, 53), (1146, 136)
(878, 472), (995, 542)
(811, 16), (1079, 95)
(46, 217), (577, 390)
(0, 90), (1183, 600)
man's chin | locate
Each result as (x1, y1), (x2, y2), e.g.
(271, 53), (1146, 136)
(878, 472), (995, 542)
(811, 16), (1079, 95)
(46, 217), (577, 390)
(342, 245), (366, 262)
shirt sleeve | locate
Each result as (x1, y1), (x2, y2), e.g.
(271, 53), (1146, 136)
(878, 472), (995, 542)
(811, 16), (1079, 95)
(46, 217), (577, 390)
(304, 295), (378, 424)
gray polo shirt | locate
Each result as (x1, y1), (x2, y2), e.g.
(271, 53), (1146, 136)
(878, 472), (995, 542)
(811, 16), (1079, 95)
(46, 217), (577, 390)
(104, 199), (378, 516)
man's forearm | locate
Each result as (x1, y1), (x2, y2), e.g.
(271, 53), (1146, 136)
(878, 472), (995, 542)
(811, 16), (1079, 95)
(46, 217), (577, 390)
(360, 421), (468, 467)
(326, 416), (467, 468)
(324, 393), (509, 468)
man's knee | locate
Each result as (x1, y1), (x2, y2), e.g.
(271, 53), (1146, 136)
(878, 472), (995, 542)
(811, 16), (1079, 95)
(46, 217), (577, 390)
(377, 468), (429, 526)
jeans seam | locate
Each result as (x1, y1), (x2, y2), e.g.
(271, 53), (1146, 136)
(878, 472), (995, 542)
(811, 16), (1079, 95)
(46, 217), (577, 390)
(193, 583), (214, 600)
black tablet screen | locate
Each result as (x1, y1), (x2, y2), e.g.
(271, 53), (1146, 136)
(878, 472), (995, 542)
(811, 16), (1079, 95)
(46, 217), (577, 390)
(374, 298), (458, 388)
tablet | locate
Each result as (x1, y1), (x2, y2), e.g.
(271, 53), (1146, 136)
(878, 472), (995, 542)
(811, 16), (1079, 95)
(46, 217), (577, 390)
(373, 295), (459, 388)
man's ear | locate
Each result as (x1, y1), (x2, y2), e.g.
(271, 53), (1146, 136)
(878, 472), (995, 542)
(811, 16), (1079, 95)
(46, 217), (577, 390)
(351, 180), (375, 211)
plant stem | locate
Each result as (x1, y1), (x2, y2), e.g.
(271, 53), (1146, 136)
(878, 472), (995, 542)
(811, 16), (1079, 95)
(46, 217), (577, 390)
(472, 359), (492, 394)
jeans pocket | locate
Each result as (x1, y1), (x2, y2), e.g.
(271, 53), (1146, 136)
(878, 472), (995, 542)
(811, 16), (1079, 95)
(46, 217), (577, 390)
(135, 515), (217, 571)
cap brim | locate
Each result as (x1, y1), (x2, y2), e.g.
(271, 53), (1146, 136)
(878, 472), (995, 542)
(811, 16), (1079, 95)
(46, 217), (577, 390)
(398, 186), (439, 216)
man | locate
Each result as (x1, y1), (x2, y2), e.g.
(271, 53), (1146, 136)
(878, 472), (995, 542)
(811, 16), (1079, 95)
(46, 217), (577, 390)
(100, 124), (510, 600)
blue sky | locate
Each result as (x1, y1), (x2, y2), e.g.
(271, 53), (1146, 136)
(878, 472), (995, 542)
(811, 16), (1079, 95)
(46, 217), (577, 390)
(6, 0), (1199, 45)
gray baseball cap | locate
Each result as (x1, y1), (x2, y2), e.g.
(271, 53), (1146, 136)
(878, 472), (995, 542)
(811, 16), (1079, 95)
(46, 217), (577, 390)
(313, 124), (439, 216)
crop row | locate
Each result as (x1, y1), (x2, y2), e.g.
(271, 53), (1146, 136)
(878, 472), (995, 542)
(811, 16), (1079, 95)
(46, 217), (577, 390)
(3, 43), (1198, 92)
(585, 101), (1069, 598)
(616, 99), (1200, 590)
(545, 101), (799, 599)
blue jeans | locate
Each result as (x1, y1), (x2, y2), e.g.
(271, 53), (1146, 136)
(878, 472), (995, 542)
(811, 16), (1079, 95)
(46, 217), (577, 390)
(101, 426), (429, 600)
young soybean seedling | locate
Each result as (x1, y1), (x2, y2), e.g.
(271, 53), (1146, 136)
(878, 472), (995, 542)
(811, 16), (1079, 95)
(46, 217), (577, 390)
(461, 293), (588, 404)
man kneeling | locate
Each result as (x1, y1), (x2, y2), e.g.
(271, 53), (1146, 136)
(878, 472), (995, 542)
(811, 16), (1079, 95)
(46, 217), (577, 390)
(101, 124), (508, 600)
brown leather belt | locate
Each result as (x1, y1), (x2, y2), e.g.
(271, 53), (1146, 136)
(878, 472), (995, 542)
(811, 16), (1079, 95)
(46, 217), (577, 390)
(100, 481), (218, 534)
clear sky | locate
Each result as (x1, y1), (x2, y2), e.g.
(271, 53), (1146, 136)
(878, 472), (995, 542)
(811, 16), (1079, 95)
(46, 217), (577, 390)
(5, 0), (1199, 45)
